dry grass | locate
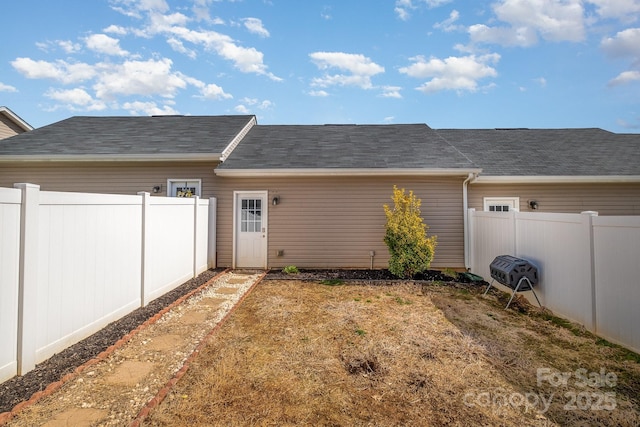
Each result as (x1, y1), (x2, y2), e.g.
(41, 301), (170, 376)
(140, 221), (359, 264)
(144, 280), (640, 426)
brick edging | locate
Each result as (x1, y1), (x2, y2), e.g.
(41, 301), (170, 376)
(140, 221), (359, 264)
(0, 268), (230, 426)
(130, 271), (267, 427)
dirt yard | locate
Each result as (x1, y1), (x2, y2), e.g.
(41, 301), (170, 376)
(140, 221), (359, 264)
(143, 279), (640, 426)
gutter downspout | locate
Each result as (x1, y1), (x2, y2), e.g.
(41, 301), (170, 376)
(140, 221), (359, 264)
(463, 172), (478, 271)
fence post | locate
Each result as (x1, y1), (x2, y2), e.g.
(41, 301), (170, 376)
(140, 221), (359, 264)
(466, 208), (475, 272)
(582, 211), (598, 332)
(193, 196), (200, 278)
(511, 210), (518, 257)
(138, 192), (150, 306)
(208, 197), (217, 268)
(14, 183), (39, 375)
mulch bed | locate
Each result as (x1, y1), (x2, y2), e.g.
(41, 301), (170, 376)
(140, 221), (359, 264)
(0, 268), (225, 414)
(0, 268), (485, 414)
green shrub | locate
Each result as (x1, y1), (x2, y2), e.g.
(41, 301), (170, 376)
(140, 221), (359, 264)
(282, 265), (299, 274)
(383, 186), (437, 279)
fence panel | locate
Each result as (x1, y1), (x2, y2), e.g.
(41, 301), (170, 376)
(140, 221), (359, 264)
(35, 191), (143, 363)
(469, 209), (640, 353)
(592, 216), (640, 353)
(514, 212), (595, 329)
(0, 188), (21, 382)
(470, 211), (515, 281)
(144, 197), (198, 303)
(0, 186), (215, 381)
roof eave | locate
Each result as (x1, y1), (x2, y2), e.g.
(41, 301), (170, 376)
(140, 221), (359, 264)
(473, 175), (640, 184)
(0, 106), (33, 132)
(215, 168), (483, 177)
(0, 153), (222, 163)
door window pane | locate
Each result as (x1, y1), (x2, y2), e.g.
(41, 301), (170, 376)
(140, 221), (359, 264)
(241, 198), (262, 233)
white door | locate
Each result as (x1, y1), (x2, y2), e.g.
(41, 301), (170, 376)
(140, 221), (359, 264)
(234, 191), (267, 268)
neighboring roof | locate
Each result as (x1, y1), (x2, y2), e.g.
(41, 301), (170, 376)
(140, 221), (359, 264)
(0, 115), (255, 162)
(0, 106), (33, 133)
(436, 128), (640, 182)
(216, 124), (480, 176)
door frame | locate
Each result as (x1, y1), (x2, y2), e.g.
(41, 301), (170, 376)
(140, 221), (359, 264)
(232, 190), (268, 269)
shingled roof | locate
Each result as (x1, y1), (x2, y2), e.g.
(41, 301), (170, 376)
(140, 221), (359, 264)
(436, 128), (640, 178)
(1, 115), (639, 180)
(215, 124), (479, 175)
(0, 115), (255, 161)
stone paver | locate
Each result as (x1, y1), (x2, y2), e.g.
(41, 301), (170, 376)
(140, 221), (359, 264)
(42, 408), (107, 427)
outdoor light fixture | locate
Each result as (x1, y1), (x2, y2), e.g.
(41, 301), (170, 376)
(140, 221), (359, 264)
(529, 200), (539, 210)
(272, 196), (280, 206)
(152, 185), (162, 193)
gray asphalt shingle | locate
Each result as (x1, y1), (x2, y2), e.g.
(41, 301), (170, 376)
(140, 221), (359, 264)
(1, 115), (639, 177)
(0, 115), (255, 156)
(217, 124), (477, 170)
(436, 128), (640, 176)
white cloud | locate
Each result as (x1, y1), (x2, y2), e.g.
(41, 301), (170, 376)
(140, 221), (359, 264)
(11, 58), (96, 84)
(601, 27), (640, 58)
(85, 34), (129, 56)
(200, 83), (233, 99)
(110, 0), (170, 16)
(58, 40), (82, 53)
(601, 28), (640, 84)
(110, 1), (280, 80)
(122, 101), (179, 116)
(434, 10), (462, 32)
(234, 104), (250, 114)
(104, 25), (128, 35)
(167, 37), (197, 58)
(383, 116), (395, 123)
(381, 86), (403, 98)
(45, 88), (107, 111)
(588, 0), (640, 21)
(534, 77), (547, 87)
(93, 58), (187, 99)
(395, 0), (452, 20)
(239, 97), (273, 109)
(309, 52), (384, 89)
(608, 70), (640, 86)
(0, 82), (17, 92)
(469, 0), (586, 47)
(309, 90), (329, 97)
(243, 17), (270, 37)
(399, 53), (500, 93)
(170, 27), (281, 80)
(469, 24), (539, 47)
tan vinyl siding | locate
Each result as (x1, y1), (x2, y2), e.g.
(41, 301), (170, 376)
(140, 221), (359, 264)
(469, 183), (640, 215)
(212, 176), (465, 269)
(0, 115), (25, 139)
(0, 162), (218, 196)
(0, 164), (466, 269)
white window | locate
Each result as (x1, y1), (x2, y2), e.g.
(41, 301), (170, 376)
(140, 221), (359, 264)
(167, 179), (201, 198)
(484, 197), (519, 212)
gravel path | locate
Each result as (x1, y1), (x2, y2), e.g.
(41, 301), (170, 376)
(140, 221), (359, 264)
(0, 270), (263, 426)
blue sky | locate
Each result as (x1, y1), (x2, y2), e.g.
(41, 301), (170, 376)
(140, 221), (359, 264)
(1, 0), (640, 132)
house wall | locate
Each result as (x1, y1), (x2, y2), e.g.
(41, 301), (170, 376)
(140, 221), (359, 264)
(469, 182), (640, 215)
(0, 162), (219, 196)
(0, 164), (467, 269)
(0, 115), (26, 140)
(212, 175), (465, 269)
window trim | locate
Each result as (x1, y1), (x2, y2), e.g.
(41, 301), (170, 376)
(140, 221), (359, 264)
(167, 179), (202, 198)
(483, 197), (520, 212)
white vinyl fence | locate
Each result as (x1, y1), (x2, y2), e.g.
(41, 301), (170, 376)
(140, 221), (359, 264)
(0, 184), (216, 382)
(469, 209), (640, 354)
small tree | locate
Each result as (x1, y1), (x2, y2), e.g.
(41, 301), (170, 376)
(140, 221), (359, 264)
(383, 186), (437, 278)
